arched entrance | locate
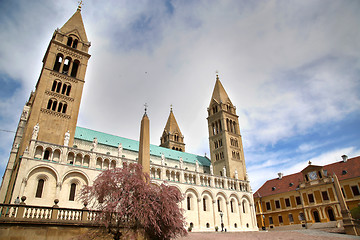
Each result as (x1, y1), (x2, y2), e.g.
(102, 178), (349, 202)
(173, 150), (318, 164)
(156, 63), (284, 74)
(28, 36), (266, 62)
(327, 208), (336, 221)
(313, 210), (320, 222)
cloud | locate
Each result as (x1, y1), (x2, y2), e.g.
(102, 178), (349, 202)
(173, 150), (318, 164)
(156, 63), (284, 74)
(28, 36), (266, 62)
(0, 0), (359, 190)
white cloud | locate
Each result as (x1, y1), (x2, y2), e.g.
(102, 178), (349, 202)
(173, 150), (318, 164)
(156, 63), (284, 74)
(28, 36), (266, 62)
(0, 0), (359, 188)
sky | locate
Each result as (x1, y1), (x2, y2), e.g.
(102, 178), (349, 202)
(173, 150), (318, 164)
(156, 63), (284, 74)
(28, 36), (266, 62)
(0, 0), (359, 191)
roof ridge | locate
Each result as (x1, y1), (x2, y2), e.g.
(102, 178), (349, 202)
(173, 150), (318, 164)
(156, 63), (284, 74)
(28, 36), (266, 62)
(75, 126), (209, 162)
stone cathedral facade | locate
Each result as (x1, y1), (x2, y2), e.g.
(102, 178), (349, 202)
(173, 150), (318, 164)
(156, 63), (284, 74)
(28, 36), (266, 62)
(0, 7), (257, 232)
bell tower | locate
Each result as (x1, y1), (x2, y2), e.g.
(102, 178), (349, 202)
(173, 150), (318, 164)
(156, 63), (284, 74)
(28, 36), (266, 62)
(20, 5), (91, 148)
(160, 107), (185, 152)
(0, 5), (91, 204)
(207, 75), (247, 180)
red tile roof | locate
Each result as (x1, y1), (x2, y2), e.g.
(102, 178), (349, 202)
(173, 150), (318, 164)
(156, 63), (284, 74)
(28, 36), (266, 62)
(254, 156), (360, 198)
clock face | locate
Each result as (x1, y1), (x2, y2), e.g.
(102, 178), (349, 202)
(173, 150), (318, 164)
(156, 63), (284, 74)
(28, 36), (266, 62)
(308, 171), (318, 180)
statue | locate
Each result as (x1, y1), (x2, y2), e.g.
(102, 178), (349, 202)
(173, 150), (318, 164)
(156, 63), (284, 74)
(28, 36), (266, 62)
(161, 153), (165, 166)
(118, 143), (123, 157)
(210, 164), (214, 175)
(179, 157), (183, 169)
(64, 130), (70, 147)
(235, 169), (238, 179)
(223, 166), (227, 177)
(92, 137), (98, 150)
(21, 110), (28, 120)
(195, 160), (199, 172)
(32, 123), (39, 140)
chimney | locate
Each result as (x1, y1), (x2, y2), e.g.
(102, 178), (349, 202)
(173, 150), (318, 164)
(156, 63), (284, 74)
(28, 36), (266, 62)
(341, 155), (348, 162)
(278, 172), (283, 180)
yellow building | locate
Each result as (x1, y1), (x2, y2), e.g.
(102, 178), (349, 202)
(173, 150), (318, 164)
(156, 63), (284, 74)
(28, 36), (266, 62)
(254, 155), (360, 229)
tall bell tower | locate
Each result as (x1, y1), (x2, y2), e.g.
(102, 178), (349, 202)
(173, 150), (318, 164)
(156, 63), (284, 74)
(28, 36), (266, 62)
(0, 5), (91, 203)
(207, 75), (247, 180)
(21, 5), (91, 149)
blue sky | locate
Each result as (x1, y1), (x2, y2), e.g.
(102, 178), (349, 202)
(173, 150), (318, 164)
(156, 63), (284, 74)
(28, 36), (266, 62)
(0, 0), (359, 191)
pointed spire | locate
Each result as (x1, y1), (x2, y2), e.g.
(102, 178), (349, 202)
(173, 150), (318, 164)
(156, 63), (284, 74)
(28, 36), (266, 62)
(164, 106), (182, 136)
(210, 74), (232, 107)
(60, 6), (88, 42)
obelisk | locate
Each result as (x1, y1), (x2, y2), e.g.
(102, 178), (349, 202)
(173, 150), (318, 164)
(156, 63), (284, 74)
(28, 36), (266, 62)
(138, 104), (150, 176)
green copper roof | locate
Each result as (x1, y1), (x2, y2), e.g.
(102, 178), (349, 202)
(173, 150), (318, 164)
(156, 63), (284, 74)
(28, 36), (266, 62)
(74, 126), (211, 166)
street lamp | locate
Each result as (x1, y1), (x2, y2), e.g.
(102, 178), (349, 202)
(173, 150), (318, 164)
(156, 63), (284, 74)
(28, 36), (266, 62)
(220, 211), (224, 232)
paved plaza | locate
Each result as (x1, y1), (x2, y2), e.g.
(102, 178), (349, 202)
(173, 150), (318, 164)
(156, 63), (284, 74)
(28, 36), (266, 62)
(177, 230), (359, 240)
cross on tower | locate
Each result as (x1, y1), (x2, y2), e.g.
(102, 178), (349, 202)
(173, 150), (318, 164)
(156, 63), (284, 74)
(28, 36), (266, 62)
(144, 103), (148, 113)
(77, 0), (84, 11)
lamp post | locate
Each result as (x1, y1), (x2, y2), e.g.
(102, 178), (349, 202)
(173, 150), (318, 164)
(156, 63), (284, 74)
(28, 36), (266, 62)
(220, 211), (224, 232)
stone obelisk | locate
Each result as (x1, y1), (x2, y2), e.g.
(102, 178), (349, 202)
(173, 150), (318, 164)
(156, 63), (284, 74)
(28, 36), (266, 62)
(138, 105), (150, 176)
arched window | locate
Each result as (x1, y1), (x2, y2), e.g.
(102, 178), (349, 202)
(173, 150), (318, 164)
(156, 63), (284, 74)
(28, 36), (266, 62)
(187, 196), (191, 210)
(66, 85), (71, 96)
(62, 57), (72, 75)
(69, 183), (76, 201)
(51, 80), (58, 91)
(62, 103), (67, 114)
(71, 60), (79, 78)
(35, 179), (45, 198)
(67, 37), (73, 47)
(47, 99), (53, 110)
(56, 81), (62, 93)
(57, 102), (63, 112)
(203, 198), (207, 211)
(61, 83), (67, 95)
(217, 199), (221, 212)
(243, 200), (246, 213)
(72, 39), (78, 49)
(53, 54), (63, 72)
(43, 149), (50, 160)
(51, 100), (58, 111)
(230, 200), (234, 213)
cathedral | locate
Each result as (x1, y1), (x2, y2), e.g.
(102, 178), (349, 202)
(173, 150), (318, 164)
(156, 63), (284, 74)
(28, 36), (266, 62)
(0, 6), (257, 232)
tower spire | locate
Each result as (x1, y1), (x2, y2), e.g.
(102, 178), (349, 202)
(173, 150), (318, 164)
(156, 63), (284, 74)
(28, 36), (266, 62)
(160, 107), (185, 152)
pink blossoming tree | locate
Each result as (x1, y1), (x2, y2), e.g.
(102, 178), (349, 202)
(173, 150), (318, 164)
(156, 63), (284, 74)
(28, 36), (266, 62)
(79, 162), (187, 240)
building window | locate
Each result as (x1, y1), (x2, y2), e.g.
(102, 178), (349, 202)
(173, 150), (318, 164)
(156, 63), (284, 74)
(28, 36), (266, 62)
(351, 186), (360, 196)
(230, 200), (234, 213)
(72, 39), (78, 49)
(269, 216), (273, 225)
(285, 198), (291, 207)
(217, 199), (221, 212)
(35, 179), (45, 198)
(206, 223), (210, 228)
(296, 196), (301, 205)
(187, 196), (191, 210)
(53, 53), (63, 72)
(275, 200), (280, 209)
(278, 215), (283, 224)
(69, 183), (76, 201)
(266, 202), (271, 210)
(308, 193), (315, 203)
(322, 191), (329, 201)
(299, 212), (305, 221)
(289, 213), (294, 223)
(67, 37), (73, 46)
(341, 188), (346, 198)
(203, 198), (206, 211)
